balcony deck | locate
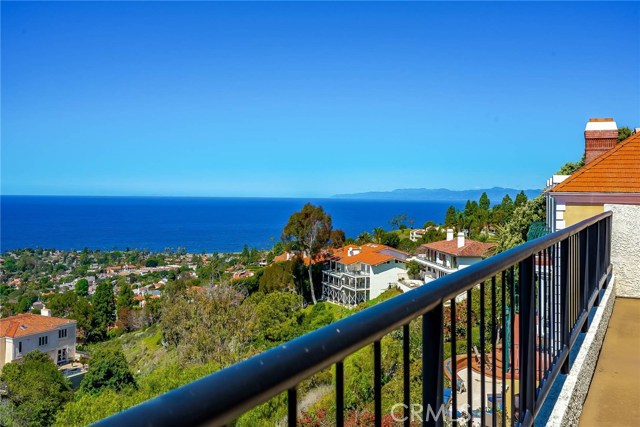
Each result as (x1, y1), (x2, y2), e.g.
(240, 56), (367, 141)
(579, 297), (640, 427)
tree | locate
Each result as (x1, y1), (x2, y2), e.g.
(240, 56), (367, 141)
(1, 351), (72, 427)
(75, 279), (89, 297)
(514, 191), (528, 208)
(389, 214), (408, 230)
(259, 261), (295, 293)
(329, 229), (346, 249)
(444, 206), (457, 228)
(406, 260), (421, 279)
(356, 232), (372, 244)
(618, 126), (632, 143)
(116, 282), (135, 312)
(381, 232), (400, 248)
(500, 194), (515, 222)
(495, 195), (546, 252)
(372, 227), (385, 244)
(479, 192), (490, 212)
(281, 204), (332, 305)
(79, 345), (136, 394)
(93, 281), (116, 335)
(556, 157), (585, 175)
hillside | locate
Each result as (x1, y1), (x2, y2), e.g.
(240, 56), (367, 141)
(332, 187), (541, 202)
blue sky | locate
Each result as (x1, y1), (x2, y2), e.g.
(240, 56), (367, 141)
(2, 1), (639, 197)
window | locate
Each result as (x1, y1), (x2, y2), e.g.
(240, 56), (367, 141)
(58, 329), (67, 339)
(38, 336), (48, 346)
(18, 342), (22, 354)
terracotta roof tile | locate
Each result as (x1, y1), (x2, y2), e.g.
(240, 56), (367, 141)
(331, 243), (408, 266)
(0, 314), (75, 338)
(552, 132), (640, 193)
(417, 239), (495, 257)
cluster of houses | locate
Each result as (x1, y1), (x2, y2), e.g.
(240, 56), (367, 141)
(316, 232), (495, 307)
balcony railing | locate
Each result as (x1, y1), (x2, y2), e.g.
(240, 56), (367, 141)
(95, 211), (612, 427)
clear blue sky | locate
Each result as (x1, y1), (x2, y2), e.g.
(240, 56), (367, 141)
(2, 1), (639, 197)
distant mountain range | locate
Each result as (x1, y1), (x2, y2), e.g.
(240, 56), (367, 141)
(331, 187), (541, 202)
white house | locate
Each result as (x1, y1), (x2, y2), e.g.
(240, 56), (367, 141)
(0, 313), (77, 369)
(409, 229), (426, 242)
(321, 243), (410, 306)
(411, 229), (495, 281)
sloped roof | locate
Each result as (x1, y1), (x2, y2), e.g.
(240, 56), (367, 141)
(417, 239), (495, 257)
(0, 314), (75, 338)
(552, 132), (640, 193)
(332, 243), (408, 266)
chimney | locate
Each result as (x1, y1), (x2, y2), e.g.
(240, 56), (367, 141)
(41, 308), (51, 317)
(457, 232), (465, 248)
(584, 118), (618, 164)
(446, 229), (454, 241)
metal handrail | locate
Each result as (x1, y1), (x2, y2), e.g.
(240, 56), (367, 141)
(95, 211), (612, 427)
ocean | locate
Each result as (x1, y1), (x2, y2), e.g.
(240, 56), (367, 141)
(0, 196), (466, 253)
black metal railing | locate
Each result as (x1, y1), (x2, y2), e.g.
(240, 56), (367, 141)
(95, 212), (612, 427)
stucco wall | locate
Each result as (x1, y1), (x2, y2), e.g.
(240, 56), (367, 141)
(564, 204), (604, 227)
(605, 204), (640, 298)
(371, 261), (406, 298)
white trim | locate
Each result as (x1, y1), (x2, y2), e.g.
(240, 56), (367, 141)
(550, 193), (640, 204)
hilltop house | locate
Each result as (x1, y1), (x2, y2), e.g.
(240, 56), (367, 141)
(321, 243), (409, 306)
(409, 228), (426, 242)
(411, 229), (495, 280)
(0, 313), (76, 369)
(546, 119), (640, 297)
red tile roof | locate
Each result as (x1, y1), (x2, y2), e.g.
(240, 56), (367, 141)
(331, 243), (408, 266)
(551, 132), (640, 193)
(417, 239), (495, 257)
(0, 314), (75, 338)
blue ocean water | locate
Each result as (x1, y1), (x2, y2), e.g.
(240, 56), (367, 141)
(0, 196), (465, 253)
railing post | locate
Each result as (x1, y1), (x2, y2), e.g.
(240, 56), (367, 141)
(423, 304), (443, 427)
(560, 238), (570, 374)
(580, 229), (590, 333)
(518, 255), (536, 426)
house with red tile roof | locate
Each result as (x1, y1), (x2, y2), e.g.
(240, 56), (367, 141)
(0, 313), (76, 369)
(546, 119), (640, 231)
(546, 119), (640, 297)
(321, 243), (410, 306)
(411, 229), (495, 280)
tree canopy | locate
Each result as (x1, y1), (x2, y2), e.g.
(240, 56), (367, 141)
(79, 345), (136, 395)
(281, 203), (332, 304)
(0, 351), (72, 427)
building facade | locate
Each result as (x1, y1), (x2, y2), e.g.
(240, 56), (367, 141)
(0, 313), (77, 369)
(411, 229), (495, 281)
(546, 119), (640, 297)
(321, 244), (409, 306)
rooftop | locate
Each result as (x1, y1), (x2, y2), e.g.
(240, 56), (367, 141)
(416, 238), (495, 257)
(0, 313), (75, 338)
(331, 243), (408, 266)
(552, 131), (640, 193)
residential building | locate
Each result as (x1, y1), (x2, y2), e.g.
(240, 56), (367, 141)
(321, 243), (409, 306)
(546, 119), (640, 297)
(411, 229), (495, 280)
(0, 313), (76, 369)
(409, 228), (426, 242)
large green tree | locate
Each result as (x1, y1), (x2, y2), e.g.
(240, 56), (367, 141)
(79, 345), (136, 394)
(116, 282), (135, 312)
(0, 351), (72, 427)
(444, 206), (457, 229)
(259, 260), (296, 293)
(75, 279), (89, 297)
(281, 203), (332, 305)
(93, 281), (116, 338)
